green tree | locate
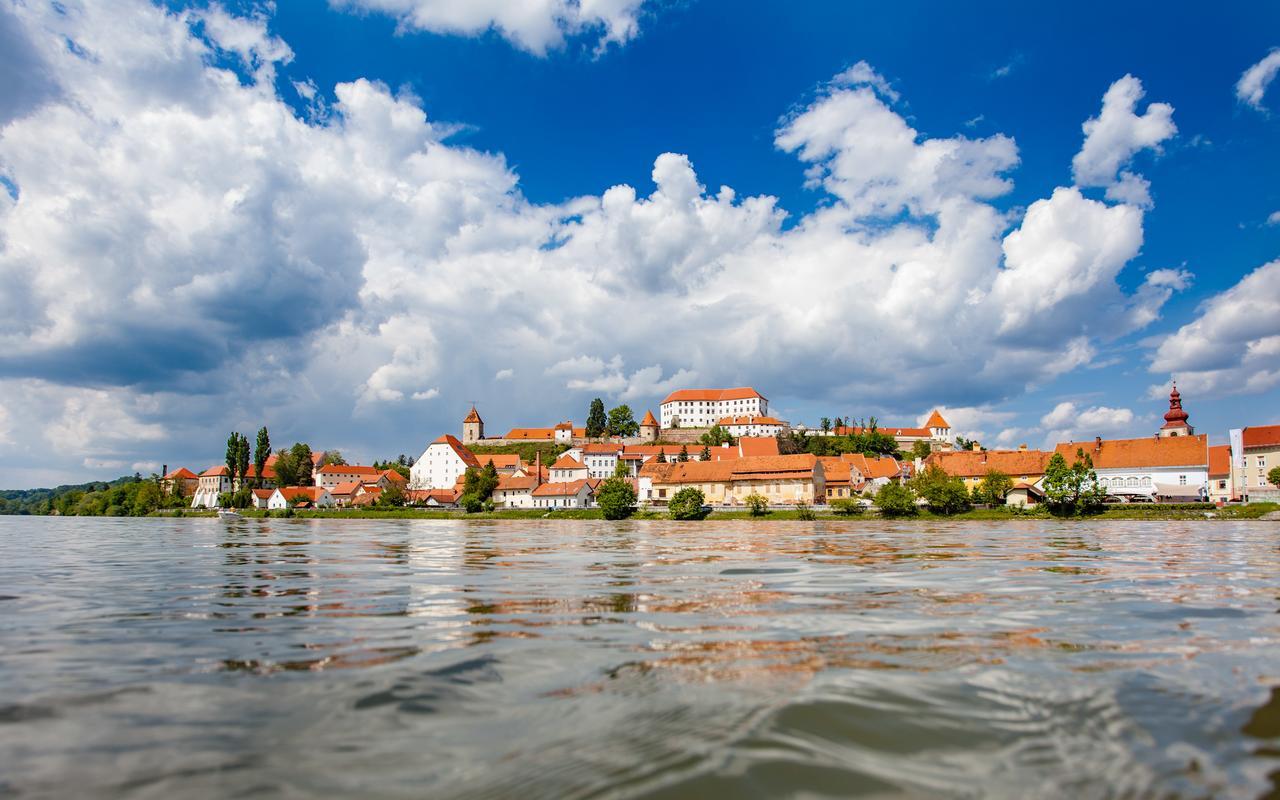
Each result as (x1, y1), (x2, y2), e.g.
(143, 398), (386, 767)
(744, 492), (768, 516)
(677, 445), (689, 463)
(830, 498), (863, 515)
(668, 487), (708, 520)
(820, 417), (832, 433)
(795, 502), (816, 520)
(378, 482), (407, 507)
(586, 398), (608, 439)
(320, 451), (347, 467)
(1268, 465), (1280, 490)
(699, 445), (711, 461)
(292, 443), (314, 486)
(253, 426), (271, 488)
(596, 477), (637, 520)
(973, 469), (1013, 506)
(130, 481), (162, 516)
(699, 425), (735, 447)
(225, 432), (242, 487)
(273, 443), (314, 487)
(235, 435), (250, 489)
(875, 482), (919, 517)
(655, 451), (667, 464)
(910, 440), (933, 461)
(1042, 449), (1107, 516)
(909, 463), (971, 514)
(607, 405), (639, 438)
(460, 462), (500, 513)
(613, 460), (630, 478)
(374, 459), (412, 480)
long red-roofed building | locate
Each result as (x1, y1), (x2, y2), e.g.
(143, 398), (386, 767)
(660, 387), (767, 429)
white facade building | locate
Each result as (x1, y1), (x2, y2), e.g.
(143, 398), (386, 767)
(267, 487), (335, 509)
(660, 387), (767, 429)
(410, 435), (480, 490)
(717, 415), (785, 438)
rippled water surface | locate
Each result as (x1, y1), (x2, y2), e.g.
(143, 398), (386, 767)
(2, 517), (1280, 798)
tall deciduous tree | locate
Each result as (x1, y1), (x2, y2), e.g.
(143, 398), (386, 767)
(973, 469), (1013, 506)
(253, 427), (270, 488)
(607, 405), (639, 438)
(235, 435), (250, 489)
(225, 432), (240, 487)
(1043, 449), (1106, 516)
(586, 398), (608, 439)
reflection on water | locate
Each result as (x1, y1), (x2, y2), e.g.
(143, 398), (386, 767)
(1, 517), (1279, 798)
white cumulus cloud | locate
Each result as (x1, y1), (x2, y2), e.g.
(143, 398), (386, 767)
(1237, 48), (1280, 110)
(1040, 401), (1137, 446)
(1149, 259), (1280, 397)
(1072, 75), (1175, 208)
(331, 0), (649, 55)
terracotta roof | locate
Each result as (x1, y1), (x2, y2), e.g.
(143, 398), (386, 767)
(496, 475), (539, 491)
(471, 454), (522, 469)
(164, 467), (198, 480)
(315, 464), (381, 476)
(839, 453), (902, 479)
(251, 489), (274, 500)
(817, 457), (852, 484)
(406, 489), (458, 504)
(1242, 425), (1280, 448)
(276, 486), (328, 502)
(431, 434), (479, 467)
(330, 481), (363, 496)
(1052, 435), (1208, 470)
(201, 466), (229, 477)
(642, 454), (819, 484)
(623, 444), (693, 457)
(640, 410), (658, 426)
(834, 425), (931, 438)
(925, 449), (1052, 478)
(661, 387), (765, 404)
(738, 437), (780, 457)
(531, 478), (599, 497)
(463, 406), (483, 424)
(311, 452), (325, 465)
(582, 443), (624, 454)
(380, 470), (408, 484)
(1207, 444), (1232, 477)
(924, 410), (950, 429)
(716, 415), (783, 426)
(244, 464), (276, 479)
(551, 455), (587, 470)
(503, 426), (586, 439)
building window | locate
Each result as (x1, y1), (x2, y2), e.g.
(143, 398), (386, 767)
(1179, 475), (1187, 485)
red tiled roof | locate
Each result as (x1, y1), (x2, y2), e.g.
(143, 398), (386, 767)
(464, 406), (483, 424)
(640, 410), (658, 426)
(276, 486), (328, 501)
(1242, 425), (1280, 449)
(716, 415), (782, 426)
(582, 443), (624, 454)
(839, 453), (902, 479)
(1052, 435), (1208, 470)
(642, 454), (819, 484)
(164, 467), (198, 480)
(737, 437), (780, 457)
(924, 410), (950, 429)
(472, 454), (521, 469)
(381, 470), (408, 484)
(406, 489), (458, 504)
(1207, 444), (1232, 477)
(817, 457), (852, 485)
(662, 387), (765, 404)
(551, 455), (586, 470)
(330, 481), (363, 496)
(496, 475), (539, 491)
(201, 466), (229, 477)
(531, 478), (599, 497)
(835, 425), (930, 438)
(431, 434), (479, 467)
(924, 449), (1052, 478)
(316, 464), (381, 476)
(251, 489), (274, 500)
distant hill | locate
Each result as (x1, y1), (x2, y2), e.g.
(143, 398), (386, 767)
(0, 476), (137, 515)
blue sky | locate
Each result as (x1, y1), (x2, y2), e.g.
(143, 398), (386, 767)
(0, 0), (1277, 487)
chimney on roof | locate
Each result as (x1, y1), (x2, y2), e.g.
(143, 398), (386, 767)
(1094, 436), (1102, 451)
(162, 464), (168, 478)
(1018, 444), (1027, 451)
(970, 442), (981, 452)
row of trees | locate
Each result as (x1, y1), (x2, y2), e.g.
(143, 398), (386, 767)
(585, 399), (641, 439)
(787, 429), (901, 458)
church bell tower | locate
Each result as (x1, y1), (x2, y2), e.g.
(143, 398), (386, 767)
(462, 405), (484, 444)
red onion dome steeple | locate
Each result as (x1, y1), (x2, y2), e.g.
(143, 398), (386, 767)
(1162, 382), (1189, 428)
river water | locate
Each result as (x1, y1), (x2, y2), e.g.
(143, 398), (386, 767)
(1, 517), (1278, 798)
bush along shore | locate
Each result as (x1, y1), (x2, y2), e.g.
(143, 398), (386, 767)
(147, 502), (1280, 522)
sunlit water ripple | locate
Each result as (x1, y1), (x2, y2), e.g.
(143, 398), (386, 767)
(1, 516), (1278, 798)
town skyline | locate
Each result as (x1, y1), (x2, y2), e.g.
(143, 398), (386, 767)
(0, 1), (1278, 489)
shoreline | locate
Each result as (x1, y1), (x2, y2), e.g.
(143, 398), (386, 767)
(135, 503), (1280, 522)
